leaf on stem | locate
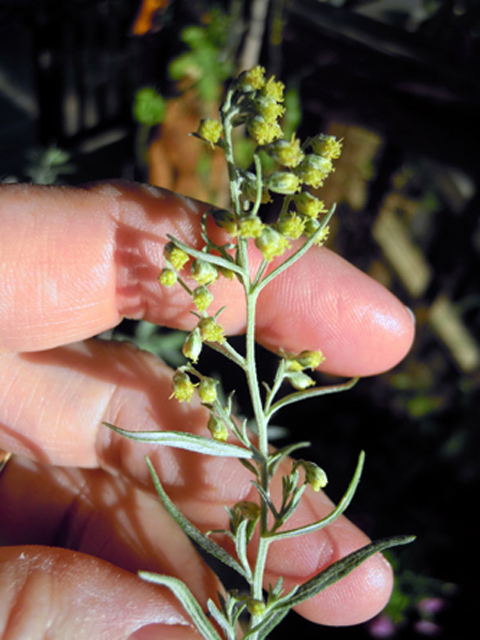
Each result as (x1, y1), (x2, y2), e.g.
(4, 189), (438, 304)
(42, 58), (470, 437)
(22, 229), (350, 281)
(105, 423), (253, 459)
(269, 451), (365, 540)
(267, 441), (311, 476)
(267, 377), (359, 420)
(139, 572), (222, 640)
(166, 234), (244, 276)
(284, 535), (416, 609)
(145, 457), (248, 578)
(234, 519), (253, 581)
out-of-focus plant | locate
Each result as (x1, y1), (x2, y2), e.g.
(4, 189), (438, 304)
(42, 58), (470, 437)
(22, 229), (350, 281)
(25, 146), (75, 185)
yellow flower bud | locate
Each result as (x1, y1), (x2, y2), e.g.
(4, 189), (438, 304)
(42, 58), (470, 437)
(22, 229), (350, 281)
(182, 328), (202, 363)
(237, 65), (266, 92)
(265, 135), (304, 168)
(303, 461), (328, 492)
(255, 226), (290, 262)
(254, 96), (285, 123)
(164, 242), (189, 270)
(295, 154), (334, 189)
(261, 76), (285, 103)
(198, 377), (218, 404)
(295, 350), (325, 369)
(170, 370), (196, 403)
(285, 371), (315, 390)
(198, 317), (225, 343)
(293, 192), (327, 218)
(246, 598), (266, 617)
(239, 171), (271, 205)
(304, 219), (330, 246)
(159, 268), (177, 287)
(276, 213), (305, 240)
(193, 286), (214, 312)
(207, 414), (228, 442)
(284, 349), (324, 371)
(314, 225), (330, 247)
(191, 259), (219, 286)
(237, 216), (265, 238)
(247, 116), (283, 146)
(197, 118), (223, 148)
(265, 171), (302, 195)
(310, 134), (343, 160)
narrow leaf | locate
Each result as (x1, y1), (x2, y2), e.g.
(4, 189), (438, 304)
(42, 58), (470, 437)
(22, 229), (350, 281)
(245, 608), (290, 640)
(105, 423), (253, 459)
(267, 441), (311, 476)
(139, 572), (221, 640)
(234, 519), (253, 581)
(207, 599), (232, 639)
(270, 451), (365, 540)
(283, 535), (416, 610)
(145, 457), (247, 578)
(167, 234), (244, 276)
(267, 378), (359, 419)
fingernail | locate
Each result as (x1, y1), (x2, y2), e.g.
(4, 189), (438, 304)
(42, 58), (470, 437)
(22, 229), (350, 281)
(129, 623), (195, 640)
(405, 305), (416, 326)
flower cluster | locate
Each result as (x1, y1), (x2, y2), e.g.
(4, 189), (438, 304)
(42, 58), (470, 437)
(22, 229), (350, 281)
(194, 65), (341, 262)
(281, 348), (326, 390)
(160, 66), (340, 416)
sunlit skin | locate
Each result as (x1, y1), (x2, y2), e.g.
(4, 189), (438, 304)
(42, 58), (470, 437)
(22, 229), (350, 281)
(0, 181), (414, 639)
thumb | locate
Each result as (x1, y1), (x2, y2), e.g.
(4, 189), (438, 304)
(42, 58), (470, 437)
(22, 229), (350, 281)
(0, 546), (200, 640)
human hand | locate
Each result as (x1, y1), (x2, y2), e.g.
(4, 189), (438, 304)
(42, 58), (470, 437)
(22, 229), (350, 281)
(0, 181), (414, 639)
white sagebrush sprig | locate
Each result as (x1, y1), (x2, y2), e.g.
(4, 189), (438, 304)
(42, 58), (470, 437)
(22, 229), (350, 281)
(106, 65), (414, 640)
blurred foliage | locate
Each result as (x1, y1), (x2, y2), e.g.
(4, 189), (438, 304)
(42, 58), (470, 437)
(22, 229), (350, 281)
(133, 87), (167, 126)
(24, 146), (75, 185)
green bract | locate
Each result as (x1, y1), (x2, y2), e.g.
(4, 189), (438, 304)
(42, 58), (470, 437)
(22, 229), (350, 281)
(107, 65), (414, 640)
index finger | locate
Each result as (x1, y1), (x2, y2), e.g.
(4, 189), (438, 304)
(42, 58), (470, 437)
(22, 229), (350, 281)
(0, 181), (414, 376)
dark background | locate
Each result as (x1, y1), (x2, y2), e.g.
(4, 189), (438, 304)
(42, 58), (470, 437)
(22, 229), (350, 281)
(1, 1), (479, 638)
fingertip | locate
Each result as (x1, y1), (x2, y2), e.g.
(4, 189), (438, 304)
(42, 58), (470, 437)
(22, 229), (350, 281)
(257, 247), (415, 377)
(295, 549), (394, 626)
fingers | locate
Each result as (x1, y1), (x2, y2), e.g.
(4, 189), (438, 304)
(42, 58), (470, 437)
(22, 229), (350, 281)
(0, 181), (414, 375)
(0, 179), (409, 628)
(0, 546), (200, 639)
(0, 456), (220, 610)
(0, 339), (393, 625)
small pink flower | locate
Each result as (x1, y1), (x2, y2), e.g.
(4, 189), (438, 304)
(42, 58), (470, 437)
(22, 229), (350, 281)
(367, 614), (397, 638)
(414, 619), (442, 636)
(417, 597), (446, 617)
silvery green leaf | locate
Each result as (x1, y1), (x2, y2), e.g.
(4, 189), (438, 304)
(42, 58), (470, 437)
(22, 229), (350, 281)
(267, 377), (359, 420)
(270, 451), (365, 540)
(167, 234), (244, 276)
(267, 441), (311, 476)
(283, 535), (416, 610)
(234, 519), (252, 581)
(207, 599), (233, 640)
(245, 608), (290, 640)
(139, 572), (221, 640)
(105, 423), (253, 459)
(145, 457), (248, 578)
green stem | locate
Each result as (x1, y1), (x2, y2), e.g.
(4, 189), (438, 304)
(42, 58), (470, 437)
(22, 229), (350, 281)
(220, 93), (242, 218)
(244, 286), (267, 455)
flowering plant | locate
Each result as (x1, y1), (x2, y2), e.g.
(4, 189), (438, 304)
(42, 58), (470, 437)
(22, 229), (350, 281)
(107, 66), (413, 639)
